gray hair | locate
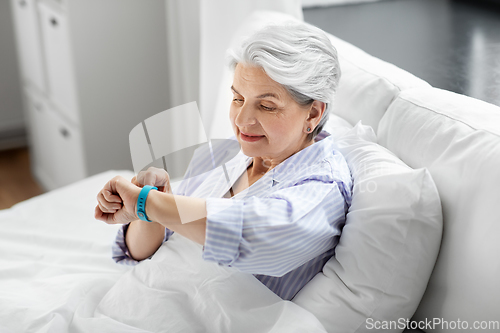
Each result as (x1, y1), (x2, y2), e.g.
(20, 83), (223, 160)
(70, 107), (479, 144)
(227, 22), (341, 140)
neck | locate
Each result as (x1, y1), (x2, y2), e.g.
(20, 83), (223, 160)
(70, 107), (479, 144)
(250, 138), (315, 177)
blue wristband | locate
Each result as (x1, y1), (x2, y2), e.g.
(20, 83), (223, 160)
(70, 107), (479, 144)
(136, 185), (158, 222)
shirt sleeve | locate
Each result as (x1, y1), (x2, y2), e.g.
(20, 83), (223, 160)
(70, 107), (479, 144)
(111, 143), (220, 265)
(112, 223), (174, 265)
(202, 179), (349, 277)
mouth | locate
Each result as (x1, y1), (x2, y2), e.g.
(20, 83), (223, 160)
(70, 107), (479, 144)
(240, 131), (265, 142)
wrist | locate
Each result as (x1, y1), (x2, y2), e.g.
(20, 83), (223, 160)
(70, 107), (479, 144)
(144, 190), (168, 225)
(136, 185), (158, 222)
(146, 191), (180, 226)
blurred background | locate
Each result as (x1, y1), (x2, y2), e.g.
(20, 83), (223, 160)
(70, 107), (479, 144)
(1, 0), (499, 209)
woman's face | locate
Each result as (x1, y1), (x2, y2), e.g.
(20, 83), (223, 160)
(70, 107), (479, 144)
(230, 64), (312, 165)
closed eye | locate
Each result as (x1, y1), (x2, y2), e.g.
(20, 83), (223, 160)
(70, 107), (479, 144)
(261, 105), (275, 111)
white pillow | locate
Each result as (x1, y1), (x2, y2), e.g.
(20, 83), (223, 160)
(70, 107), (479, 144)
(327, 34), (430, 132)
(292, 122), (443, 333)
(378, 88), (500, 331)
(323, 112), (353, 137)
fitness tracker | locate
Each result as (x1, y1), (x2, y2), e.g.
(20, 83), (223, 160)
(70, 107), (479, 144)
(136, 185), (157, 222)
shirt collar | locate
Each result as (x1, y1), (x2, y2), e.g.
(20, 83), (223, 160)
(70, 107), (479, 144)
(270, 132), (334, 184)
(215, 131), (335, 197)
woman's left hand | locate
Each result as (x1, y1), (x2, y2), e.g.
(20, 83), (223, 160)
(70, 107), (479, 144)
(95, 176), (141, 225)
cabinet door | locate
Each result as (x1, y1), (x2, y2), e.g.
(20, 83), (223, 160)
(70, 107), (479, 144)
(44, 104), (87, 188)
(24, 89), (54, 186)
(25, 90), (86, 190)
(11, 0), (46, 92)
(38, 2), (79, 125)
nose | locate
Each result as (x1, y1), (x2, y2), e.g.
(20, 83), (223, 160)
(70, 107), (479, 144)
(234, 103), (257, 128)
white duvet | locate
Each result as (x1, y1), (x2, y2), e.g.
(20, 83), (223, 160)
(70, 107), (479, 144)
(0, 171), (325, 333)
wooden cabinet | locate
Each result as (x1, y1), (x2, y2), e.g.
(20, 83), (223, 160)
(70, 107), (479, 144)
(11, 0), (170, 190)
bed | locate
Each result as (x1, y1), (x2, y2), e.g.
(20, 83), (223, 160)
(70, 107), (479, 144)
(0, 170), (326, 332)
(2, 10), (499, 333)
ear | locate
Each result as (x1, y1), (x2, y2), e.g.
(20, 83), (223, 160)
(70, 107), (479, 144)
(305, 101), (326, 132)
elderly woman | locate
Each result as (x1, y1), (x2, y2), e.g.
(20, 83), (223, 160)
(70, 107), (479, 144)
(95, 22), (352, 301)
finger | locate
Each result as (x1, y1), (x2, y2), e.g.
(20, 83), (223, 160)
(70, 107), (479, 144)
(106, 175), (126, 194)
(97, 191), (117, 209)
(97, 192), (121, 212)
(96, 205), (122, 224)
(163, 172), (171, 193)
(155, 172), (170, 192)
(102, 189), (122, 203)
(131, 176), (142, 187)
(95, 205), (103, 220)
(98, 200), (118, 214)
(136, 172), (146, 186)
(143, 172), (157, 187)
(95, 205), (112, 223)
(159, 185), (171, 193)
(97, 212), (114, 224)
(165, 178), (172, 193)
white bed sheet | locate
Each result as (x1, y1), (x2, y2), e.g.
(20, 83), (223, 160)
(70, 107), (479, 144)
(0, 170), (325, 333)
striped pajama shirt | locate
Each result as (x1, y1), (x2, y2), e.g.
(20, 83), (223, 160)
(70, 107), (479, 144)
(113, 131), (352, 300)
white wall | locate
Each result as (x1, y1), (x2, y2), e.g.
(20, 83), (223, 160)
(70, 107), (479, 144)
(165, 0), (200, 109)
